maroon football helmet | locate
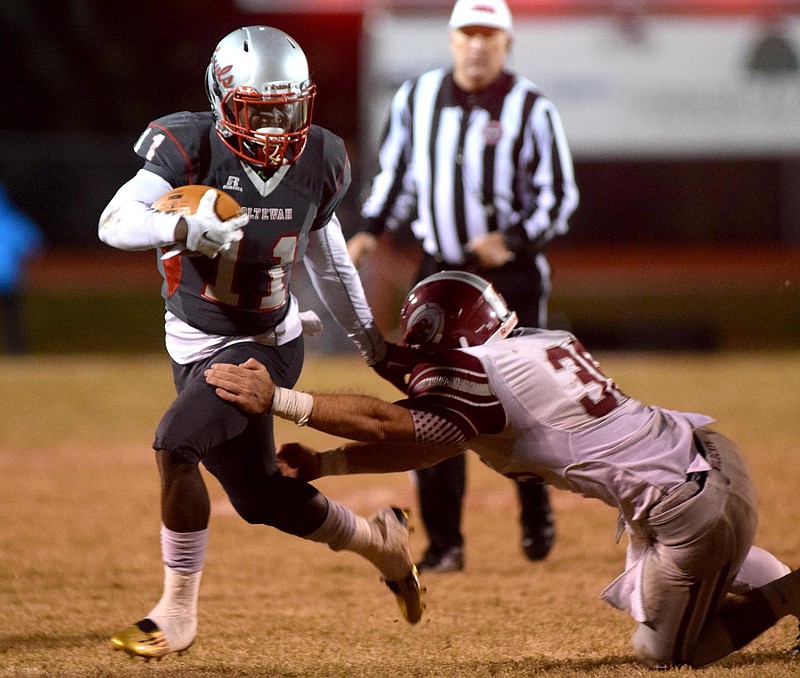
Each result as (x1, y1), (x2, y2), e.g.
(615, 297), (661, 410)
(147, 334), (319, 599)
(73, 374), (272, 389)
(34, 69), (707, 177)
(400, 271), (518, 349)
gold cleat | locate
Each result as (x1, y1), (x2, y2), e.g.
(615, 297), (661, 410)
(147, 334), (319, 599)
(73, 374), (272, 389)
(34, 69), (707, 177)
(110, 618), (189, 660)
(384, 564), (426, 624)
(379, 507), (426, 624)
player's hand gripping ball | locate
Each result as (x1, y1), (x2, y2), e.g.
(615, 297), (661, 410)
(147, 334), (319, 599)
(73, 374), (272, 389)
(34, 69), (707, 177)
(153, 185), (248, 258)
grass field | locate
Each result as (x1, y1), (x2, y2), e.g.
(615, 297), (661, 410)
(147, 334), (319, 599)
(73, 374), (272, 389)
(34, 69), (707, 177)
(1, 351), (799, 677)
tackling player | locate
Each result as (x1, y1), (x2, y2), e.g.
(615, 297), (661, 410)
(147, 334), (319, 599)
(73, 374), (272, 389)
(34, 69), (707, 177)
(206, 270), (800, 669)
(99, 26), (423, 660)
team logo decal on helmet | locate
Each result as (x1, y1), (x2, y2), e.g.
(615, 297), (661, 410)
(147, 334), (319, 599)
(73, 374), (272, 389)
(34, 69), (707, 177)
(214, 64), (234, 90)
(404, 302), (446, 345)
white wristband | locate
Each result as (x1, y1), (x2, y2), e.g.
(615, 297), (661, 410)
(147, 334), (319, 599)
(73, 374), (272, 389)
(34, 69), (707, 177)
(318, 448), (349, 476)
(271, 387), (314, 427)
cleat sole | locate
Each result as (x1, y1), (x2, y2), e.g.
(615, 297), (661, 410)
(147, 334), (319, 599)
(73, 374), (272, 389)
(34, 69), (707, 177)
(109, 618), (192, 661)
(378, 507), (426, 624)
(384, 565), (426, 624)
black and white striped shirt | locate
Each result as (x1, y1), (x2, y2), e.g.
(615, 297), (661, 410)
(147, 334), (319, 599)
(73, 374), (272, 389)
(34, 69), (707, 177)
(361, 68), (579, 267)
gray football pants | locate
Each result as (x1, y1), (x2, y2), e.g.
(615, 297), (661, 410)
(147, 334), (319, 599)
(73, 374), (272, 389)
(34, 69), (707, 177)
(632, 427), (759, 668)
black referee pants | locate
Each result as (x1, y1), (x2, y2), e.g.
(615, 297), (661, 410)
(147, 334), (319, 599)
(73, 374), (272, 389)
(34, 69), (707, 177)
(412, 253), (554, 558)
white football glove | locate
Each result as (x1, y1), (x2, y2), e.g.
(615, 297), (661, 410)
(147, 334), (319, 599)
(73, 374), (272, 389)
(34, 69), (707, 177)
(299, 310), (324, 336)
(184, 189), (248, 258)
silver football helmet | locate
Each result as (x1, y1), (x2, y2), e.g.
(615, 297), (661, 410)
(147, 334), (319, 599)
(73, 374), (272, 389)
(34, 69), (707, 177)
(206, 26), (316, 167)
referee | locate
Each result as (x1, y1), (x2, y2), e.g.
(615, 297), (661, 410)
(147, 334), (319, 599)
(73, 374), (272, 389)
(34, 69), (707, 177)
(349, 0), (579, 573)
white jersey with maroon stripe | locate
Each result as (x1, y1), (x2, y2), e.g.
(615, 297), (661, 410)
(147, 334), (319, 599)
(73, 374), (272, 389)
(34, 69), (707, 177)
(404, 328), (713, 528)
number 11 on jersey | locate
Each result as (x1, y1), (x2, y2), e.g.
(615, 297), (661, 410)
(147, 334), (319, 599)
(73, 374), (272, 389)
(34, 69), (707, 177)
(202, 235), (299, 311)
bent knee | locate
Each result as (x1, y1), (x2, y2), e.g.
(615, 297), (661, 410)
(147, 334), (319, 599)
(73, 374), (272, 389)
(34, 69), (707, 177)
(226, 489), (325, 532)
(227, 497), (273, 526)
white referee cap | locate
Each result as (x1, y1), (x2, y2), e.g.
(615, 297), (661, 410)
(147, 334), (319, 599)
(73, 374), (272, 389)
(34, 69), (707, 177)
(449, 0), (513, 32)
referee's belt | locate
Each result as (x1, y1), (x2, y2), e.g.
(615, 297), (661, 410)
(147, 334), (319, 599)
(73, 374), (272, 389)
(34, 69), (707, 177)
(428, 252), (510, 273)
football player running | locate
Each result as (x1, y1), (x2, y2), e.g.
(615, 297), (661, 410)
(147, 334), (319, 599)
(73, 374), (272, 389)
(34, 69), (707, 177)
(99, 26), (423, 660)
(206, 270), (800, 669)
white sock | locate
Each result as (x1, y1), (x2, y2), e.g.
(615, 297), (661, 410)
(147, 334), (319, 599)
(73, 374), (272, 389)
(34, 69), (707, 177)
(304, 500), (409, 580)
(304, 498), (363, 551)
(147, 565), (203, 652)
(147, 565), (202, 653)
(160, 524), (208, 574)
(731, 546), (791, 594)
(146, 525), (208, 652)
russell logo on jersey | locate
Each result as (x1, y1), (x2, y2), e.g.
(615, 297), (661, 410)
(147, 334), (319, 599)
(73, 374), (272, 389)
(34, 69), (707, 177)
(222, 176), (244, 192)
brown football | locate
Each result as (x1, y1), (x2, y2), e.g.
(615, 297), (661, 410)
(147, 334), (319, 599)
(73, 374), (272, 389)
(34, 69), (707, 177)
(152, 185), (242, 220)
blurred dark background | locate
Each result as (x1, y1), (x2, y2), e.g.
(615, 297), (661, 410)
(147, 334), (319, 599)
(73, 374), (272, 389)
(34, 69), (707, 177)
(1, 2), (366, 244)
(0, 0), (798, 353)
(3, 0), (799, 248)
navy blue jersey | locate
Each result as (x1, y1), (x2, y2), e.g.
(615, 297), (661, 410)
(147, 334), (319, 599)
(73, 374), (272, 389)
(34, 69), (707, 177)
(133, 111), (351, 336)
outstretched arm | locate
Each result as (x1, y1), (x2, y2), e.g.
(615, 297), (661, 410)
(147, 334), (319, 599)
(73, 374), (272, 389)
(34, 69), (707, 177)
(303, 215), (386, 367)
(278, 440), (463, 480)
(205, 358), (417, 442)
(209, 358), (473, 478)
